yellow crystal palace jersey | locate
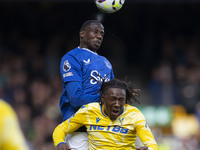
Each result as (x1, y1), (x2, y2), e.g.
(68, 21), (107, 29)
(53, 102), (158, 150)
(0, 100), (29, 150)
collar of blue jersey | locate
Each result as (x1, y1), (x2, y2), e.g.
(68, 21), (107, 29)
(78, 46), (98, 55)
(100, 104), (124, 119)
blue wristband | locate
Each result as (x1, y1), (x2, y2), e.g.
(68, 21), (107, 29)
(56, 142), (66, 148)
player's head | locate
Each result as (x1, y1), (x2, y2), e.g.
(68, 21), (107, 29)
(79, 20), (104, 52)
(100, 79), (140, 120)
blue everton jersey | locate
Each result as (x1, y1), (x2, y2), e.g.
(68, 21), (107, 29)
(60, 47), (114, 120)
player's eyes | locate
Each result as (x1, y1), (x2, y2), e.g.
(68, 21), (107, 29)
(109, 98), (116, 102)
(119, 99), (125, 102)
(100, 32), (104, 36)
(109, 98), (115, 101)
(109, 98), (124, 103)
(93, 30), (104, 36)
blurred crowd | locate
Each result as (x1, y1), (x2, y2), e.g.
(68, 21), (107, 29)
(147, 37), (200, 113)
(0, 2), (200, 150)
(0, 48), (62, 149)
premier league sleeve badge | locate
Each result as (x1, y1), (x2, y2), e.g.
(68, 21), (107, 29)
(63, 60), (71, 72)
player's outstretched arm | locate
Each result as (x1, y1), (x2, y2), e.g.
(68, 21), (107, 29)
(53, 124), (66, 148)
(53, 120), (82, 149)
(135, 112), (158, 150)
(53, 106), (87, 149)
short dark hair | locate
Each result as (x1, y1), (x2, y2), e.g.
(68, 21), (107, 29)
(80, 20), (102, 32)
(99, 78), (140, 104)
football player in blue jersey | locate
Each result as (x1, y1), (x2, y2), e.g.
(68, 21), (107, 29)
(59, 20), (114, 150)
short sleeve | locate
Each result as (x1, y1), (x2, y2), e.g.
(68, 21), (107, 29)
(60, 54), (82, 83)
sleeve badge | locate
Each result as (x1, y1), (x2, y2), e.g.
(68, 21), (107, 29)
(63, 60), (71, 72)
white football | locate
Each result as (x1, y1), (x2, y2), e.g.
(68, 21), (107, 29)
(94, 0), (125, 14)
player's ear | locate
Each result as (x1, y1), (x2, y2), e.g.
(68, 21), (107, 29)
(101, 94), (105, 103)
(80, 31), (85, 39)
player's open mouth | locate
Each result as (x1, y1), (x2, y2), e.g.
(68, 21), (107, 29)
(111, 110), (120, 116)
(95, 41), (101, 47)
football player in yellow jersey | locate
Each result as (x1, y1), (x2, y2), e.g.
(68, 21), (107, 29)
(53, 79), (158, 150)
(0, 99), (29, 150)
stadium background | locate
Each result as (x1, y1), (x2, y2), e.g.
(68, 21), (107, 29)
(0, 1), (200, 149)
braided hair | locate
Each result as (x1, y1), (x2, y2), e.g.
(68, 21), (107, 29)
(99, 78), (140, 104)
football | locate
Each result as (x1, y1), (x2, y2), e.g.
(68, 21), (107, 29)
(94, 0), (125, 14)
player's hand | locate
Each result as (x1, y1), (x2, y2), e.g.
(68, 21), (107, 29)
(136, 146), (148, 150)
(56, 143), (71, 150)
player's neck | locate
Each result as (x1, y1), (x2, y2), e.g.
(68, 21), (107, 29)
(78, 46), (97, 53)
